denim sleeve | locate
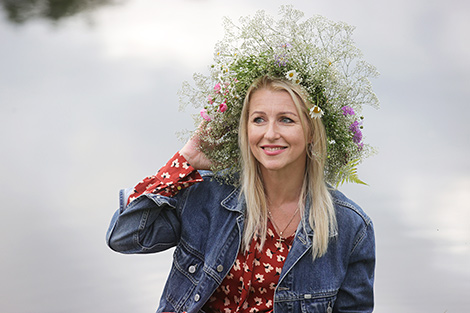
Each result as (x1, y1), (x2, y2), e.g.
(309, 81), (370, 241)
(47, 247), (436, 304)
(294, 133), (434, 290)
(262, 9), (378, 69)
(106, 187), (183, 254)
(334, 221), (376, 313)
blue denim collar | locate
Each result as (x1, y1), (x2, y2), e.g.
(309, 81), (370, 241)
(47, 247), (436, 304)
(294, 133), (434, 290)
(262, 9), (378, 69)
(221, 187), (245, 214)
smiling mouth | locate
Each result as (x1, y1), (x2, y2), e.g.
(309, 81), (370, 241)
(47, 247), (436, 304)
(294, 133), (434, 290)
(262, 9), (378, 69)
(262, 146), (286, 151)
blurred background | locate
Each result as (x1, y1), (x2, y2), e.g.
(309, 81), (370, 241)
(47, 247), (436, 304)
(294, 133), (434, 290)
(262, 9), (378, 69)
(0, 0), (469, 312)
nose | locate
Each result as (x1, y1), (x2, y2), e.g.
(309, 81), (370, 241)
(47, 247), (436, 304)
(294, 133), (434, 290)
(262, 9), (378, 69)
(264, 121), (280, 141)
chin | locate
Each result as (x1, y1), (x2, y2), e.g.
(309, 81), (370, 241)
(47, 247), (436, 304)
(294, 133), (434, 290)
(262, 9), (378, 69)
(258, 162), (285, 172)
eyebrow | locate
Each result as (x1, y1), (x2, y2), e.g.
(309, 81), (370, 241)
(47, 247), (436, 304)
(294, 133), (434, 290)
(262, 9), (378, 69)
(250, 111), (298, 116)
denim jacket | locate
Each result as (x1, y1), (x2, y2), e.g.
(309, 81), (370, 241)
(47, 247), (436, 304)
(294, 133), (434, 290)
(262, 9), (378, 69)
(106, 171), (375, 313)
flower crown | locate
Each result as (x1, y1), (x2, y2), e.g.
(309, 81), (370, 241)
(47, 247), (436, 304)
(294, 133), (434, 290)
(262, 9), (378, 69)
(179, 5), (379, 187)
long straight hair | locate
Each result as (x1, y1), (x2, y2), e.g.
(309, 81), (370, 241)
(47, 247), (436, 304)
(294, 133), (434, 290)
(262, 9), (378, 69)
(238, 76), (337, 259)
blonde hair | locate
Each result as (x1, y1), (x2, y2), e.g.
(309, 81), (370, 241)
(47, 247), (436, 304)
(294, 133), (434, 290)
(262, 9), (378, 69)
(238, 76), (337, 259)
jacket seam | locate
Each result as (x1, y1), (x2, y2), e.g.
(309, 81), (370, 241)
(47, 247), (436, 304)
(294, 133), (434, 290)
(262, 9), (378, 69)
(333, 198), (371, 226)
(350, 222), (371, 256)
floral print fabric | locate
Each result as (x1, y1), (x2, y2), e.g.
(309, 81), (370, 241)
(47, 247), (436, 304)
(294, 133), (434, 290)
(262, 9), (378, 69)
(126, 152), (203, 204)
(126, 152), (294, 312)
(204, 221), (294, 313)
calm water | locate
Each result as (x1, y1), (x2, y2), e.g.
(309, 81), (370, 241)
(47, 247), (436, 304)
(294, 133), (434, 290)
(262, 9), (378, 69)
(1, 1), (469, 312)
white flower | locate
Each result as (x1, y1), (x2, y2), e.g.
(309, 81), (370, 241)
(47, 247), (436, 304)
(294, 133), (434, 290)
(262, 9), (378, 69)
(255, 274), (265, 283)
(285, 70), (298, 81)
(243, 262), (250, 272)
(233, 259), (241, 271)
(263, 262), (274, 273)
(171, 159), (180, 168)
(266, 249), (273, 259)
(309, 105), (324, 119)
(275, 241), (285, 252)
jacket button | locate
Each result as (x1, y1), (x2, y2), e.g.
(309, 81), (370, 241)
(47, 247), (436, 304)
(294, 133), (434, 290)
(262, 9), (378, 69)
(188, 265), (196, 274)
(217, 265), (224, 272)
(194, 294), (200, 302)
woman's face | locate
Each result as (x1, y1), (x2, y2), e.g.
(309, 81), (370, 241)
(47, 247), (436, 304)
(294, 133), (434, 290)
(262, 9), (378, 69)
(247, 88), (307, 176)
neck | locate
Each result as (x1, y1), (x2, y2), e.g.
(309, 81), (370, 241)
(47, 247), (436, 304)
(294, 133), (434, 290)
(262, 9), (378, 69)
(260, 165), (305, 208)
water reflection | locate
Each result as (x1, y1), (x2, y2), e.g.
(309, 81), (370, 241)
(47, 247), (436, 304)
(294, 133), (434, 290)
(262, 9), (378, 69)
(0, 0), (124, 24)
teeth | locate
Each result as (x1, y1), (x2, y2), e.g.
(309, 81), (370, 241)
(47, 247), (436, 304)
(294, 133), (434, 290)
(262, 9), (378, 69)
(264, 147), (283, 151)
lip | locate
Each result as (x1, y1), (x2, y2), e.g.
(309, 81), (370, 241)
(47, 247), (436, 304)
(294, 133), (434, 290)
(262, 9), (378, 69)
(261, 145), (287, 156)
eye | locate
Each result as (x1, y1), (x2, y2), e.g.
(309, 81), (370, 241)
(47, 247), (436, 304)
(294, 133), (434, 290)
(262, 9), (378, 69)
(253, 117), (265, 124)
(281, 117), (294, 123)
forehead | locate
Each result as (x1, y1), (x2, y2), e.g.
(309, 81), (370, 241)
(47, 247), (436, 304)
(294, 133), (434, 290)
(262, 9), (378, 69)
(249, 88), (298, 113)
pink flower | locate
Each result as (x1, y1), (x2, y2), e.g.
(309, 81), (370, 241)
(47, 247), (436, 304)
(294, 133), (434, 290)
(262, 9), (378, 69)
(207, 95), (214, 104)
(218, 101), (228, 112)
(200, 109), (211, 121)
(214, 83), (221, 93)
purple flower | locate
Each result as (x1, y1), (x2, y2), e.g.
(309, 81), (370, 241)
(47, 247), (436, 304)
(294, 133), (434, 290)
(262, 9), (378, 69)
(275, 53), (288, 66)
(341, 106), (355, 116)
(349, 121), (363, 144)
(280, 43), (292, 48)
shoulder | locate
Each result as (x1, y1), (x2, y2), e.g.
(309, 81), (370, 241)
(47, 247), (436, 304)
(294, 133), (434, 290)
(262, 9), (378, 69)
(180, 170), (242, 210)
(328, 188), (375, 257)
(329, 187), (372, 229)
(193, 170), (240, 192)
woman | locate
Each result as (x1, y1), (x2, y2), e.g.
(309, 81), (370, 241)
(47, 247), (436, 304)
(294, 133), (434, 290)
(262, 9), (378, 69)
(106, 76), (375, 312)
(107, 7), (377, 312)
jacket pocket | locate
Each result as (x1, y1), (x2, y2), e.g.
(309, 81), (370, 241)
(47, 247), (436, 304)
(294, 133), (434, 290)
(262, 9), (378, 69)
(300, 291), (337, 313)
(165, 242), (205, 310)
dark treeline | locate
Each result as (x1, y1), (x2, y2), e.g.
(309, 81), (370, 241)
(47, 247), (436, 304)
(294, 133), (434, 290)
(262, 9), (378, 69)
(0, 0), (124, 24)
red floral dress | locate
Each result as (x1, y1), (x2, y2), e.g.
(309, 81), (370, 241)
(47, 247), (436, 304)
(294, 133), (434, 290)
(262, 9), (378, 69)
(203, 222), (293, 313)
(127, 152), (293, 313)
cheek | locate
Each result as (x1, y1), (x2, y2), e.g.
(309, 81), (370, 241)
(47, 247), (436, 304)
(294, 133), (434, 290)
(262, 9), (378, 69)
(247, 126), (258, 146)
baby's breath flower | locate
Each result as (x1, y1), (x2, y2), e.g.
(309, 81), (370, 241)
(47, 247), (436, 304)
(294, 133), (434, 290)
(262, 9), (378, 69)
(179, 5), (379, 186)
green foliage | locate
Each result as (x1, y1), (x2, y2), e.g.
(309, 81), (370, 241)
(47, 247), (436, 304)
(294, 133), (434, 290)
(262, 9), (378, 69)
(334, 159), (368, 188)
(179, 5), (379, 186)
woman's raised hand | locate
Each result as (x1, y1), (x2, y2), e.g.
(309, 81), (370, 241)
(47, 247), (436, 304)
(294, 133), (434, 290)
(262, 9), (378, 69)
(179, 125), (212, 171)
